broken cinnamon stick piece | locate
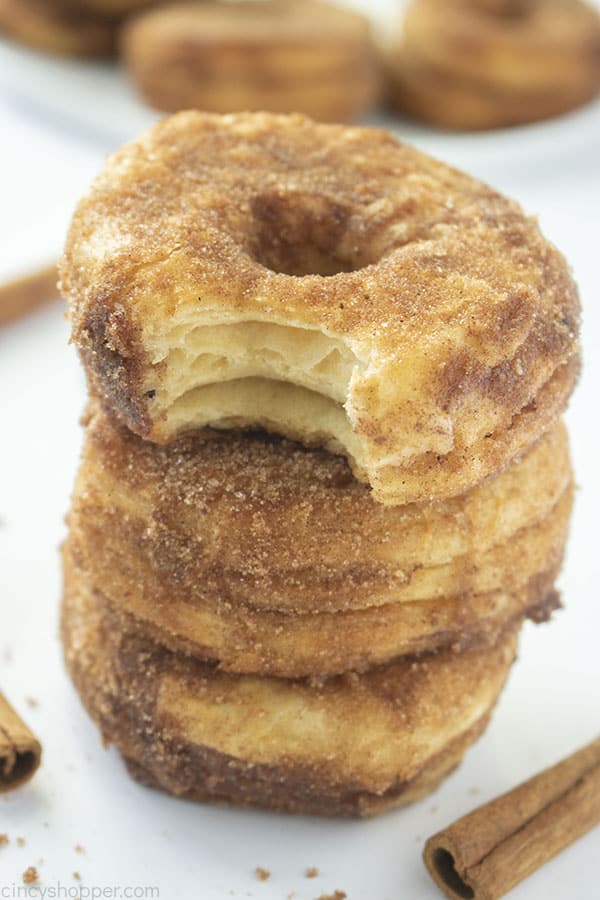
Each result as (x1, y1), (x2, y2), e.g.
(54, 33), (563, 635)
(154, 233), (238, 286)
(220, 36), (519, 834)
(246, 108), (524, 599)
(423, 735), (600, 900)
(0, 693), (42, 791)
(0, 264), (58, 327)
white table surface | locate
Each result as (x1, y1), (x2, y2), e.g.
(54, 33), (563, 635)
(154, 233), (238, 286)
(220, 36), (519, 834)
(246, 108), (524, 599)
(0, 3), (599, 898)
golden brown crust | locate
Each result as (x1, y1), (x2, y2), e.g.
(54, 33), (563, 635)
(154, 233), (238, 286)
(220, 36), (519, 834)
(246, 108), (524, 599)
(61, 111), (579, 505)
(122, 0), (380, 122)
(0, 0), (116, 56)
(61, 582), (518, 817)
(65, 406), (571, 676)
(386, 0), (600, 130)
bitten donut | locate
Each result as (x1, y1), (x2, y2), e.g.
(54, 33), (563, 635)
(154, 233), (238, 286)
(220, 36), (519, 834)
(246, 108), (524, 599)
(64, 405), (571, 677)
(121, 0), (379, 122)
(62, 579), (518, 817)
(386, 0), (600, 130)
(61, 112), (580, 505)
(0, 0), (116, 57)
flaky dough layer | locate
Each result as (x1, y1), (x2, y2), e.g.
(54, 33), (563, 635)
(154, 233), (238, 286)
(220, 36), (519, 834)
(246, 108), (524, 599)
(62, 581), (518, 817)
(61, 112), (579, 504)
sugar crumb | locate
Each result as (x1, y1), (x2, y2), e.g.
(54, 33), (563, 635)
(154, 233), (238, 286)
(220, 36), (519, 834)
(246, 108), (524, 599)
(22, 867), (38, 885)
(74, 844), (85, 854)
(317, 893), (346, 900)
(73, 872), (82, 881)
(0, 835), (8, 847)
(16, 837), (25, 847)
(255, 867), (270, 881)
(305, 866), (319, 878)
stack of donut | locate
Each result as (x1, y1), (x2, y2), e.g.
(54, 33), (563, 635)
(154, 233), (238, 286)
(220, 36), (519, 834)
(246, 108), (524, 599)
(59, 111), (580, 816)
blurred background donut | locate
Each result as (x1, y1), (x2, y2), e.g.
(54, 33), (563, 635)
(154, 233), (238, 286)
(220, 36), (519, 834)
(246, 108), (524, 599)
(384, 0), (600, 130)
(121, 0), (380, 121)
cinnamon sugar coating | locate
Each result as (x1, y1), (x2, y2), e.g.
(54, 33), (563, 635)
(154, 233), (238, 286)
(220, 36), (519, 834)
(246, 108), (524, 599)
(121, 0), (379, 121)
(61, 581), (518, 817)
(64, 406), (571, 676)
(61, 111), (579, 504)
(385, 0), (600, 130)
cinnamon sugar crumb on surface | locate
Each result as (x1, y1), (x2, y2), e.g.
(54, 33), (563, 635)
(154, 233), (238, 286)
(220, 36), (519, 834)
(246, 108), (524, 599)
(22, 867), (38, 884)
(74, 844), (85, 853)
(16, 837), (25, 847)
(0, 834), (8, 846)
(255, 866), (270, 881)
(73, 872), (82, 881)
(317, 892), (346, 900)
(305, 866), (319, 878)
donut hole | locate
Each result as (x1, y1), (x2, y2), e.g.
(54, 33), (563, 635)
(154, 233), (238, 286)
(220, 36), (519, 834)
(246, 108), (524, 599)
(249, 190), (372, 277)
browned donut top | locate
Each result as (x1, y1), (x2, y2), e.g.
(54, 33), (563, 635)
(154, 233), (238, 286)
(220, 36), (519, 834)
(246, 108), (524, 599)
(64, 109), (578, 379)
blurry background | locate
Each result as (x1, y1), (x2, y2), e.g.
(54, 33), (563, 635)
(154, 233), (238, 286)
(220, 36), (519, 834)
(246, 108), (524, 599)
(0, 2), (599, 898)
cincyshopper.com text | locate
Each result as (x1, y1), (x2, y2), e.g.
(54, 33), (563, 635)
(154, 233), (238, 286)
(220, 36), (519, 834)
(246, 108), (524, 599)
(0, 884), (160, 899)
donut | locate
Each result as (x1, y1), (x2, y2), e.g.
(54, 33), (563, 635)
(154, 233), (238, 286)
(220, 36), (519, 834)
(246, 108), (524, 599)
(385, 0), (600, 130)
(62, 577), (518, 817)
(64, 405), (571, 677)
(0, 0), (116, 57)
(0, 0), (169, 56)
(121, 0), (379, 122)
(61, 111), (580, 505)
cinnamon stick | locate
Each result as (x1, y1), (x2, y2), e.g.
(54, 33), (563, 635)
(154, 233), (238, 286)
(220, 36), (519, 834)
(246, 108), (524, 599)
(0, 693), (41, 791)
(423, 735), (600, 900)
(0, 264), (58, 327)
